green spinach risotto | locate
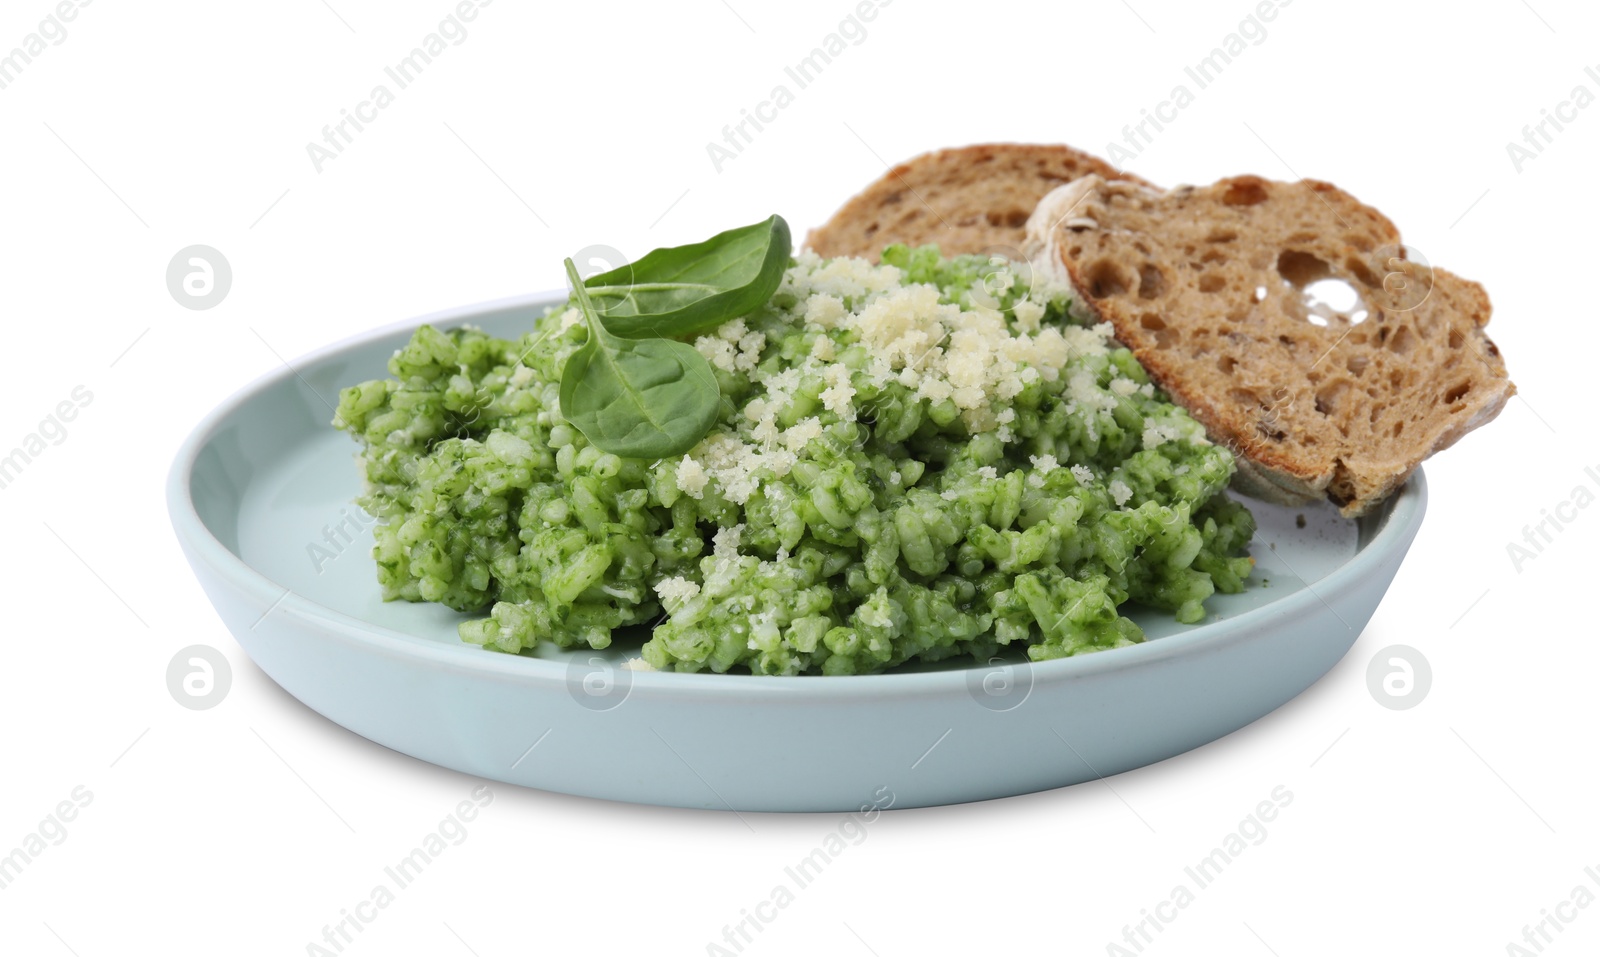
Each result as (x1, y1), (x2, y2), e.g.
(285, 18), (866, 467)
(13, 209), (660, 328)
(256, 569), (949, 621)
(334, 234), (1255, 675)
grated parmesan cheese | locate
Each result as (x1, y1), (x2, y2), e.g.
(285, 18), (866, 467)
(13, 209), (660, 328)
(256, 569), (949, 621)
(713, 523), (744, 560)
(674, 455), (709, 498)
(803, 293), (847, 328)
(781, 417), (824, 453)
(653, 576), (701, 604)
(1013, 298), (1046, 333)
(1143, 423), (1182, 449)
(819, 363), (857, 417)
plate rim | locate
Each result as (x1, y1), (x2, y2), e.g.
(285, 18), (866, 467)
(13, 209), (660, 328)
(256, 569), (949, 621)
(167, 292), (1428, 698)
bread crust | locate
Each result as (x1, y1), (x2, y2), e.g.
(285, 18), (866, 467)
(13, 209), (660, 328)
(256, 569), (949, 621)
(1041, 175), (1514, 517)
(806, 143), (1153, 262)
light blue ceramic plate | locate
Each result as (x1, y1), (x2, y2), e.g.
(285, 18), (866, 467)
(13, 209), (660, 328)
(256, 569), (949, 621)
(168, 293), (1426, 812)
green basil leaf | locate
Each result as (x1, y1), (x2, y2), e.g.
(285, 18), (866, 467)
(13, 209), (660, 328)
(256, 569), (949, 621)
(558, 259), (722, 459)
(584, 214), (791, 339)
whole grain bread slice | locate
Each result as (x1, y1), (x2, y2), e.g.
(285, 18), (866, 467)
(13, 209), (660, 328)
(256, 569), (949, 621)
(1027, 174), (1514, 516)
(806, 143), (1153, 262)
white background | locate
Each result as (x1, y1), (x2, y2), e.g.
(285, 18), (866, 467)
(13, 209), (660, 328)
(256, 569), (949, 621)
(1, 0), (1594, 954)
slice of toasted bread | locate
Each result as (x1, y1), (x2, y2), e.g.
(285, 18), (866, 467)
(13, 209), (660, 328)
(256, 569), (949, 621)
(806, 143), (1153, 262)
(1027, 174), (1514, 516)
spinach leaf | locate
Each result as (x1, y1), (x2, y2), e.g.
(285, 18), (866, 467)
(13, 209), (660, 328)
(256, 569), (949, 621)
(583, 214), (791, 339)
(558, 258), (722, 460)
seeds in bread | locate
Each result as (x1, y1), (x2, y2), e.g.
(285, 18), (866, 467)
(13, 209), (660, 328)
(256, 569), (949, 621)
(1027, 174), (1513, 516)
(806, 143), (1152, 262)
